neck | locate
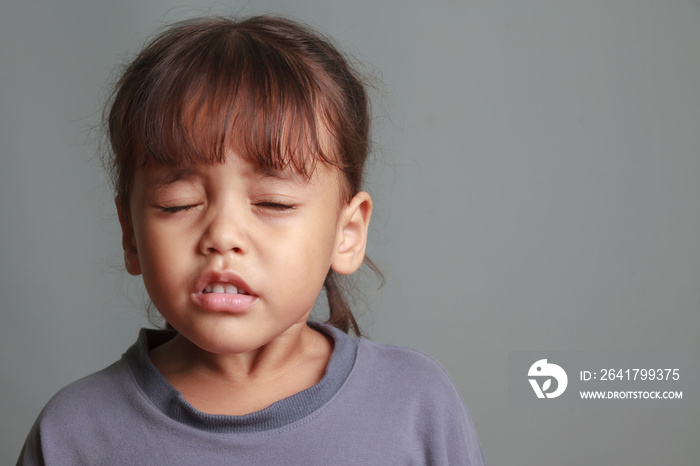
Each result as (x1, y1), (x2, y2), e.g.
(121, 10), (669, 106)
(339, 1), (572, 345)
(179, 322), (320, 379)
(149, 322), (333, 415)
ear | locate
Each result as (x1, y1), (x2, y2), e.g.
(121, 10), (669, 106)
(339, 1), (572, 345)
(331, 191), (372, 275)
(115, 197), (141, 276)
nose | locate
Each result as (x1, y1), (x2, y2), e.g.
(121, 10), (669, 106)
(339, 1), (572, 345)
(199, 205), (247, 255)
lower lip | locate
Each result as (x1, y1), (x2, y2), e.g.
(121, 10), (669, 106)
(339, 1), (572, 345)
(193, 293), (258, 313)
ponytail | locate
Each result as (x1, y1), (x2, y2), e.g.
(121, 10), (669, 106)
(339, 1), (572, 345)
(323, 258), (384, 337)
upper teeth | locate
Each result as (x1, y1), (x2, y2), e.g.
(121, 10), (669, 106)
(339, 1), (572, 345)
(204, 283), (246, 294)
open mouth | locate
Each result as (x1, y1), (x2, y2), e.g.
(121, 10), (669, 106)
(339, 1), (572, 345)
(202, 282), (250, 295)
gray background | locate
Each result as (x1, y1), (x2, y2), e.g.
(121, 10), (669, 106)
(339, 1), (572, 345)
(2, 1), (699, 465)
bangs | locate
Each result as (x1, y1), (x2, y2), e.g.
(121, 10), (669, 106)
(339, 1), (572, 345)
(111, 19), (344, 184)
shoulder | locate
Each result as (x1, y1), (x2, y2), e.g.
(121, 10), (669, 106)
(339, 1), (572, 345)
(17, 359), (133, 465)
(344, 338), (485, 465)
(355, 338), (460, 394)
(40, 359), (130, 420)
(352, 338), (469, 423)
(28, 358), (135, 445)
(36, 328), (164, 424)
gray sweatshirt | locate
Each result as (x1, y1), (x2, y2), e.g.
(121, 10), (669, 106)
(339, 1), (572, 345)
(18, 322), (485, 465)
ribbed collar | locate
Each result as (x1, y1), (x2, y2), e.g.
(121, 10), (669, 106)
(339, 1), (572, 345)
(123, 321), (357, 433)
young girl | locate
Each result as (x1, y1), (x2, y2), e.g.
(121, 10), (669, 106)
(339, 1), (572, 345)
(18, 15), (484, 465)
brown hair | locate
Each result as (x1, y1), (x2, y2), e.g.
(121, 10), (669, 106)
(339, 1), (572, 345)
(105, 15), (378, 335)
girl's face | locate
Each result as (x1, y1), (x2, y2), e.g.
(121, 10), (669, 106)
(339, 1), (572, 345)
(118, 150), (371, 355)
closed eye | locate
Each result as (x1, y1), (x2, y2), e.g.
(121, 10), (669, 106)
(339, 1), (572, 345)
(160, 204), (199, 214)
(255, 202), (295, 211)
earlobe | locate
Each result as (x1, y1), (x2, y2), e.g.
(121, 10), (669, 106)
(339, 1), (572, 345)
(331, 191), (372, 275)
(116, 197), (141, 276)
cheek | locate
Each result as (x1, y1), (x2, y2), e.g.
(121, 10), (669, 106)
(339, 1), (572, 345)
(269, 219), (338, 276)
(138, 247), (176, 296)
(135, 222), (189, 284)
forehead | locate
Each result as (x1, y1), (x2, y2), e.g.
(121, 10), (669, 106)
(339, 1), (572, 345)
(137, 151), (343, 194)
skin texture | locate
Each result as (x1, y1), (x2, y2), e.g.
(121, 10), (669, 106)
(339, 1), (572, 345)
(117, 151), (372, 415)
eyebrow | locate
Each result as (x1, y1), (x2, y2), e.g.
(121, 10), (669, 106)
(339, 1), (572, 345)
(150, 168), (199, 188)
(254, 167), (308, 184)
(146, 165), (310, 188)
